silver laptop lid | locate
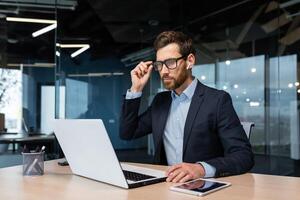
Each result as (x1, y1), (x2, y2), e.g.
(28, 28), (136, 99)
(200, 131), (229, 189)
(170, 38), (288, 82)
(54, 119), (129, 188)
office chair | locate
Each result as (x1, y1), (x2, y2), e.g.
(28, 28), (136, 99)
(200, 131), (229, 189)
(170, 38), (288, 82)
(241, 122), (255, 139)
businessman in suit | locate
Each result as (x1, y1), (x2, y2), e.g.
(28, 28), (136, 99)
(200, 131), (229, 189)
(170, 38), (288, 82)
(119, 31), (254, 183)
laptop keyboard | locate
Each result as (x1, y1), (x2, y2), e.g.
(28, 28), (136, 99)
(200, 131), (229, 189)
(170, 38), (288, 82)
(123, 170), (155, 181)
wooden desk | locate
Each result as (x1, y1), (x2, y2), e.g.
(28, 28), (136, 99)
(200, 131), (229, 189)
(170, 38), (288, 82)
(0, 160), (300, 200)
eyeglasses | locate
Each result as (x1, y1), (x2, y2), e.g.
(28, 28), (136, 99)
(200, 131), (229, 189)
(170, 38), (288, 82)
(153, 55), (187, 71)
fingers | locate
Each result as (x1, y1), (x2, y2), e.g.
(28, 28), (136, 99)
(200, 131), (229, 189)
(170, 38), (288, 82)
(172, 171), (188, 183)
(166, 163), (205, 183)
(132, 61), (152, 78)
(166, 168), (192, 183)
(130, 61), (153, 92)
(166, 164), (182, 176)
(179, 174), (192, 183)
(166, 168), (182, 182)
(146, 64), (153, 75)
(143, 61), (153, 65)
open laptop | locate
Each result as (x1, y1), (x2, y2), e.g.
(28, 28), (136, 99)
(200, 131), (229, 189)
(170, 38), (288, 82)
(54, 119), (166, 189)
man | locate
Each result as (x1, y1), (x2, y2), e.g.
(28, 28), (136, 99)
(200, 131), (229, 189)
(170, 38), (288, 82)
(119, 31), (254, 183)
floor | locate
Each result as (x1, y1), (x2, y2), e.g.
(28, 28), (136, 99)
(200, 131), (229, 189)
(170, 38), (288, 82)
(1, 149), (300, 177)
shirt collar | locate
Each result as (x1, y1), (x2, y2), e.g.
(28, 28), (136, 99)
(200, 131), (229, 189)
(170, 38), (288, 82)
(171, 77), (198, 100)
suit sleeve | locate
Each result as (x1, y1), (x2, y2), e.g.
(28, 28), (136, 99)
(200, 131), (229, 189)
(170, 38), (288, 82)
(205, 92), (254, 177)
(119, 96), (152, 140)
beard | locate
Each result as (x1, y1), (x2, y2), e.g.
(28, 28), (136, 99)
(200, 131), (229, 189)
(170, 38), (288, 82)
(161, 64), (189, 90)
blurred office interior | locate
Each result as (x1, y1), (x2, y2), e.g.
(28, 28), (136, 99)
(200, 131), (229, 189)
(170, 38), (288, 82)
(0, 0), (300, 176)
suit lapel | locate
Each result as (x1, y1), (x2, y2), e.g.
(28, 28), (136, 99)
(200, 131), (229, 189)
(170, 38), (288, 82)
(182, 81), (205, 158)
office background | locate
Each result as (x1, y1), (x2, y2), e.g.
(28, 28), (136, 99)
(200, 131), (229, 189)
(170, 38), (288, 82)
(0, 0), (300, 177)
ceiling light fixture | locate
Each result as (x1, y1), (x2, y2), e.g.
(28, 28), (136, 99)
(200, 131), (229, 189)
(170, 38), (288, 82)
(57, 44), (90, 58)
(6, 17), (57, 37)
(112, 72), (124, 76)
(71, 45), (90, 58)
(7, 63), (55, 68)
(68, 72), (124, 77)
(225, 60), (231, 65)
(250, 101), (260, 107)
(57, 44), (89, 48)
(280, 0), (300, 9)
(6, 17), (56, 24)
(32, 23), (57, 37)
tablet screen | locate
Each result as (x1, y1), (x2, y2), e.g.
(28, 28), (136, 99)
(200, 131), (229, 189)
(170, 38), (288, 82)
(176, 179), (227, 193)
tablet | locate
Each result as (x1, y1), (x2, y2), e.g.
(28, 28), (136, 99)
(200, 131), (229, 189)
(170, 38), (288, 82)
(170, 178), (231, 196)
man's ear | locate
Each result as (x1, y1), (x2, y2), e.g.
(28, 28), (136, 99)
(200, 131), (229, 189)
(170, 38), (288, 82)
(186, 54), (195, 69)
(186, 62), (192, 70)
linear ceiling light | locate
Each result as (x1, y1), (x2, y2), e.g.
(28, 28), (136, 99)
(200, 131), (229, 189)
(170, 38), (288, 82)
(32, 23), (57, 37)
(280, 0), (300, 8)
(6, 17), (56, 24)
(56, 44), (89, 48)
(88, 73), (112, 77)
(7, 63), (55, 68)
(57, 43), (90, 58)
(71, 45), (90, 58)
(287, 11), (300, 18)
(68, 72), (124, 77)
(112, 72), (124, 76)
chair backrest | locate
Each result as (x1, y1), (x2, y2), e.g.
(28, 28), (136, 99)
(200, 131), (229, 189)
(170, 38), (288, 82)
(241, 122), (254, 139)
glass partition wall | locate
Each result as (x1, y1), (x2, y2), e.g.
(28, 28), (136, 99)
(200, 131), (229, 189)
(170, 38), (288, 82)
(53, 0), (300, 174)
(55, 1), (151, 160)
(3, 13), (56, 135)
(0, 3), (56, 166)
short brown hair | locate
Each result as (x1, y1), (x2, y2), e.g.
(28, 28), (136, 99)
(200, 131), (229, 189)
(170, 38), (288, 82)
(153, 31), (196, 56)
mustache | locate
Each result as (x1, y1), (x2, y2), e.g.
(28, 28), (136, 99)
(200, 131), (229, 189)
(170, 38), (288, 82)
(162, 75), (174, 79)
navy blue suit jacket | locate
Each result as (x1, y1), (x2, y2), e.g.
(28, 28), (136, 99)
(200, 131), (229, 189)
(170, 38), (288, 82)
(119, 81), (254, 177)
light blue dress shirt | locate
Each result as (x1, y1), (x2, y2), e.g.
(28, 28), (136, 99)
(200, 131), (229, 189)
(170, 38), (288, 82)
(126, 78), (216, 178)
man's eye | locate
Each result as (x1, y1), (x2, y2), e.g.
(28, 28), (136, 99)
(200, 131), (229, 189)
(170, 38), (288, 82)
(166, 59), (175, 64)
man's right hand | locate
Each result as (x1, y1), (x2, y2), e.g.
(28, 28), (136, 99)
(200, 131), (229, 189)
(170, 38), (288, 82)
(130, 61), (153, 92)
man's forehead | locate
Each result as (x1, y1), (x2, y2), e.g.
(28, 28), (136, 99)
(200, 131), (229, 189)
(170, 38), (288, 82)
(156, 43), (181, 59)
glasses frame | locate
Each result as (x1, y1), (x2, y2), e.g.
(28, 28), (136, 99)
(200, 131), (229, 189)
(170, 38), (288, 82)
(153, 55), (187, 71)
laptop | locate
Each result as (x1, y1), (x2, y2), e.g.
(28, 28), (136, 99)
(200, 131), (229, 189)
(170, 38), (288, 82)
(54, 119), (166, 189)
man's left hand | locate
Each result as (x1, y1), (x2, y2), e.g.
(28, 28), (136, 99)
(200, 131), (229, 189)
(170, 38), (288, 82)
(165, 162), (205, 183)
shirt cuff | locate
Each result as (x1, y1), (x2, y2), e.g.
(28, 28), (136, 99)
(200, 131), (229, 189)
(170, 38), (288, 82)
(125, 89), (142, 99)
(197, 162), (216, 178)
